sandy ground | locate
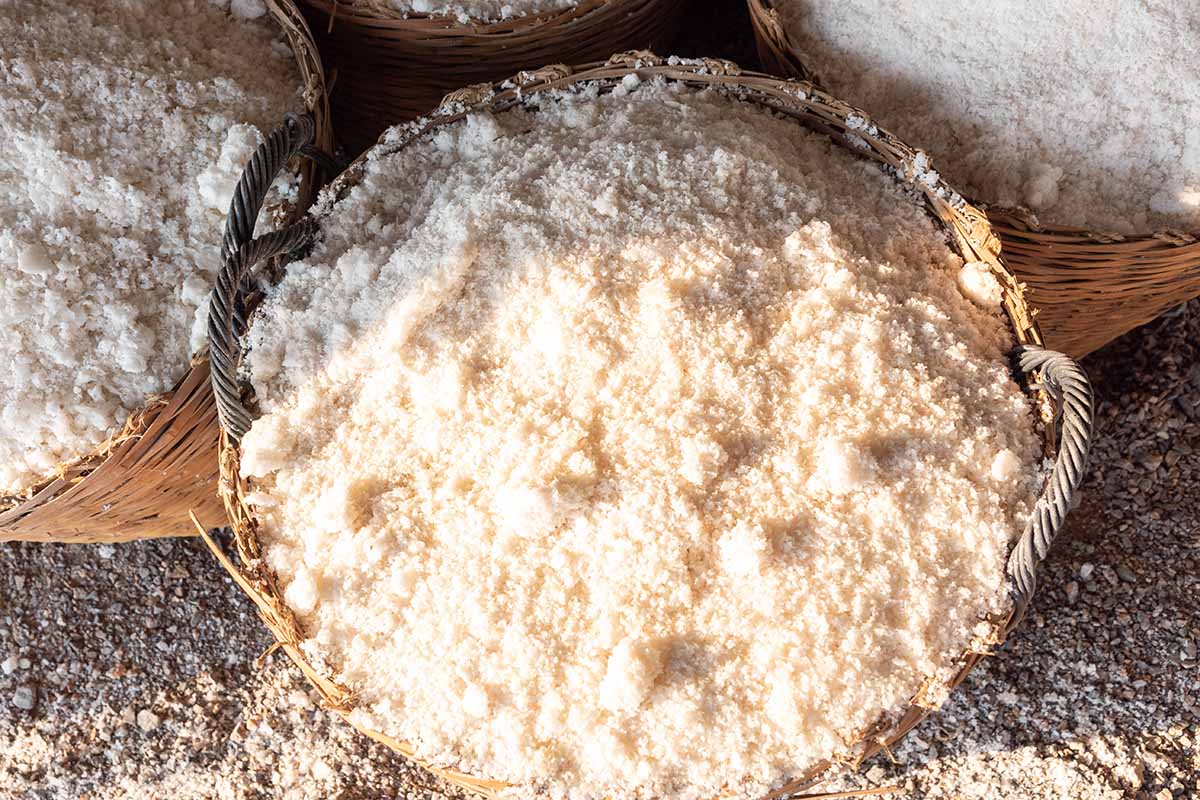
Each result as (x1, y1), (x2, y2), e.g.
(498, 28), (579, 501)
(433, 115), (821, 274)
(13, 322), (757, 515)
(1, 2), (1197, 798)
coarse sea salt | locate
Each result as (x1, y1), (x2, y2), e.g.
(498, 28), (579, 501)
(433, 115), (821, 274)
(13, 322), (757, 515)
(777, 0), (1200, 233)
(240, 79), (1040, 800)
(0, 0), (299, 494)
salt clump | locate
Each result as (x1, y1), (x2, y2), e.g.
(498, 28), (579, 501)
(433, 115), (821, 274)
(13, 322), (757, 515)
(957, 262), (1004, 308)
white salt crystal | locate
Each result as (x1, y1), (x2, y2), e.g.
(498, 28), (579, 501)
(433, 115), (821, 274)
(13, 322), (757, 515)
(16, 243), (54, 276)
(718, 521), (768, 578)
(230, 0), (268, 18)
(812, 437), (877, 495)
(283, 567), (319, 614)
(598, 638), (662, 713)
(679, 434), (727, 486)
(11, 687), (35, 711)
(957, 262), (1004, 308)
(990, 448), (1022, 483)
(1024, 163), (1064, 212)
(135, 709), (161, 731)
(462, 683), (491, 718)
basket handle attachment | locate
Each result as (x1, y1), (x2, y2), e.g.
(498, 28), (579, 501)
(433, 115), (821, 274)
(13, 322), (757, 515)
(1005, 345), (1094, 634)
(209, 113), (331, 442)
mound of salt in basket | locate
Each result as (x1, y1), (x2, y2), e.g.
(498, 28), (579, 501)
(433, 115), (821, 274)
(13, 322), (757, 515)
(293, 0), (687, 155)
(206, 55), (1093, 799)
(0, 0), (331, 543)
(748, 0), (1200, 357)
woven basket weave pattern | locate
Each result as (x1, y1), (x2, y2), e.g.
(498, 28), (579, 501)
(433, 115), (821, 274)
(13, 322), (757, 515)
(746, 0), (1200, 358)
(206, 54), (1093, 798)
(0, 0), (332, 544)
(295, 0), (687, 154)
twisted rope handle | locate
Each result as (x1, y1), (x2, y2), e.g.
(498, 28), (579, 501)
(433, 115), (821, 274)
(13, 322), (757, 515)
(209, 113), (328, 441)
(1005, 345), (1094, 633)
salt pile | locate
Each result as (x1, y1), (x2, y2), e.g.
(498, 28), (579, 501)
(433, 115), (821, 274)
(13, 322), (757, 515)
(239, 78), (1041, 799)
(0, 0), (299, 494)
(776, 0), (1200, 233)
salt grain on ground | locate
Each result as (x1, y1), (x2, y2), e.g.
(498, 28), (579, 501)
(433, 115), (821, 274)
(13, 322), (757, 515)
(10, 688), (35, 712)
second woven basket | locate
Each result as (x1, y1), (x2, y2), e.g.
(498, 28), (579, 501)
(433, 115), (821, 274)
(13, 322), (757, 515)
(295, 0), (687, 154)
(748, 0), (1200, 358)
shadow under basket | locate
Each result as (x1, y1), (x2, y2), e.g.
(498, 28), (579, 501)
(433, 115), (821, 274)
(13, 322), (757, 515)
(747, 0), (1200, 359)
(294, 0), (688, 155)
(0, 0), (333, 544)
(204, 52), (1095, 799)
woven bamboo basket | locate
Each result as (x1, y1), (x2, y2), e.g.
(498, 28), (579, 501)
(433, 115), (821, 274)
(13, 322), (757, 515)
(294, 0), (687, 155)
(204, 53), (1095, 797)
(747, 0), (1200, 358)
(0, 0), (333, 545)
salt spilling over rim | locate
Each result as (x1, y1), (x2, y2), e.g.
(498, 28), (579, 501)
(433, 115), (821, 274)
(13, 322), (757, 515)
(0, 0), (333, 544)
(205, 53), (1094, 799)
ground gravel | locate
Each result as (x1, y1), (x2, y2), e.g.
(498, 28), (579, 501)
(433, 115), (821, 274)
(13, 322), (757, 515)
(1, 2), (1196, 797)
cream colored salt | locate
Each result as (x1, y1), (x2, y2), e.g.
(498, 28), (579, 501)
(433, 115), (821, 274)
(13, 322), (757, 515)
(240, 79), (1040, 800)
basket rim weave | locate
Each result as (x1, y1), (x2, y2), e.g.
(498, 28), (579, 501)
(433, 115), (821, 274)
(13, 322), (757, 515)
(212, 52), (1070, 798)
(302, 0), (627, 32)
(0, 0), (332, 544)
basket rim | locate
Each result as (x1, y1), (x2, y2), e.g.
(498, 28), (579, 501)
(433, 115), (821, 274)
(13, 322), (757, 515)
(746, 0), (1200, 247)
(0, 0), (332, 543)
(211, 52), (1069, 798)
(298, 0), (661, 35)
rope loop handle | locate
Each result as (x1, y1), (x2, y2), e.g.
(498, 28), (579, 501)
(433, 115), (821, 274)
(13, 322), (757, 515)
(1006, 345), (1094, 633)
(209, 113), (329, 441)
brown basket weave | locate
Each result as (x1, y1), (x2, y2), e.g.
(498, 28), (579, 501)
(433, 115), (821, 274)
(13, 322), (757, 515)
(0, 0), (332, 545)
(748, 0), (1200, 358)
(294, 0), (687, 155)
(205, 53), (1094, 798)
